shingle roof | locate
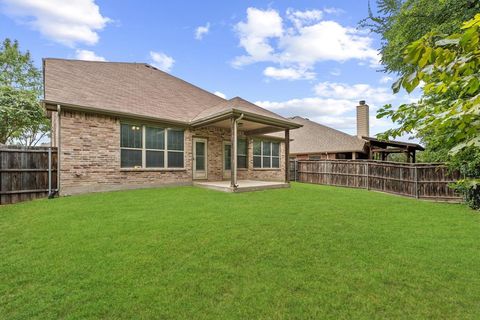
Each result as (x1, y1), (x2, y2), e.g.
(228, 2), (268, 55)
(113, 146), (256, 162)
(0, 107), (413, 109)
(192, 96), (293, 123)
(269, 116), (366, 154)
(42, 59), (228, 123)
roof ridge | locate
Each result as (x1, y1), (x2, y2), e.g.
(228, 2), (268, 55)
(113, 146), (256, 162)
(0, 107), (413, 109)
(44, 59), (226, 107)
(43, 58), (145, 65)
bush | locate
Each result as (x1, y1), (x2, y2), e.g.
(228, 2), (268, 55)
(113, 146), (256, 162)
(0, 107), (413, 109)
(449, 147), (480, 210)
(453, 179), (480, 209)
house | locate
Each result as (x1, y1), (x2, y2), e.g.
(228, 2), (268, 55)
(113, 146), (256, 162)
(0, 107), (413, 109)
(272, 101), (424, 162)
(43, 59), (302, 195)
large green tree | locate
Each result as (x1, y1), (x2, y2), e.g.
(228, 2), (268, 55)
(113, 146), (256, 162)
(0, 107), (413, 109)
(377, 14), (480, 207)
(360, 0), (479, 74)
(0, 38), (48, 146)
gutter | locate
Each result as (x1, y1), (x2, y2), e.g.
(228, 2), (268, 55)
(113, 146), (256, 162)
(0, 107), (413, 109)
(43, 100), (302, 131)
(42, 100), (190, 128)
(191, 108), (302, 129)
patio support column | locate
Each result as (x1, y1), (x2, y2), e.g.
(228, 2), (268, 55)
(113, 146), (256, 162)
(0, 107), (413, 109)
(230, 117), (237, 188)
(285, 129), (290, 183)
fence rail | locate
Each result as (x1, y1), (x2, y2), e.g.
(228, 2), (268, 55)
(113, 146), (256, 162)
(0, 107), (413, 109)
(290, 160), (461, 202)
(0, 146), (58, 205)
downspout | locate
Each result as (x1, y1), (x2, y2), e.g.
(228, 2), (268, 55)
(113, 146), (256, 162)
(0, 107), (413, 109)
(51, 104), (61, 198)
(47, 146), (53, 198)
(232, 113), (244, 188)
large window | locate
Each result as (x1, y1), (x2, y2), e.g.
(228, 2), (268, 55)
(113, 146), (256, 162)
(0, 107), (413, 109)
(120, 123), (184, 168)
(224, 139), (248, 170)
(253, 140), (280, 169)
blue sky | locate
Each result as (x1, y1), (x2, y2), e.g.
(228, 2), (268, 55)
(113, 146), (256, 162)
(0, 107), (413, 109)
(0, 0), (416, 136)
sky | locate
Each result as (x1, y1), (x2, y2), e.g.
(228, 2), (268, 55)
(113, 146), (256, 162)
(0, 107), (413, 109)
(0, 0), (418, 137)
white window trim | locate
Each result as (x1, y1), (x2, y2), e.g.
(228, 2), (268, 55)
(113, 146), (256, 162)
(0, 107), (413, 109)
(120, 123), (185, 169)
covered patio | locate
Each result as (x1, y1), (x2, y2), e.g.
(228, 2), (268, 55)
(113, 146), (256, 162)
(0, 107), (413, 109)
(364, 137), (425, 163)
(190, 97), (301, 191)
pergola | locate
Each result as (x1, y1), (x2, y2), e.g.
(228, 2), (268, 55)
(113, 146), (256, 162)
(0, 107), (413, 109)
(363, 137), (425, 163)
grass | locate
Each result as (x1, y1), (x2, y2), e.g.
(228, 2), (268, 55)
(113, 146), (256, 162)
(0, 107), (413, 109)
(0, 183), (479, 319)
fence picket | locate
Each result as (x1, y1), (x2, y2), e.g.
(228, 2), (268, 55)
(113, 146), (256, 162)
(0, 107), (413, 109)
(0, 146), (58, 205)
(290, 160), (460, 202)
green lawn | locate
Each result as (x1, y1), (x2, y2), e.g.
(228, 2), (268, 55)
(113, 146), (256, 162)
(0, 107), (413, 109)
(1, 183), (479, 319)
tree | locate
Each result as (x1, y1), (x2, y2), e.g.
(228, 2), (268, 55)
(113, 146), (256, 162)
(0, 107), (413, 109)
(0, 38), (48, 146)
(377, 14), (480, 208)
(360, 0), (479, 74)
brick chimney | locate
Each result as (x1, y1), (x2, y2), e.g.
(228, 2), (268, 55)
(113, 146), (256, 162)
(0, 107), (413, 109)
(356, 100), (369, 138)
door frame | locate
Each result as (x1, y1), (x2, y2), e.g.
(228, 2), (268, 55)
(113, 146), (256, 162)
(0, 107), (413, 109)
(193, 137), (208, 180)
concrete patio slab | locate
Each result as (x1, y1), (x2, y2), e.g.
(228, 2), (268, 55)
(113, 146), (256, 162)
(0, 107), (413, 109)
(194, 180), (289, 193)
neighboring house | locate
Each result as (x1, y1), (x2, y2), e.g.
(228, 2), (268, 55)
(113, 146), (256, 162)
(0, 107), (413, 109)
(43, 59), (301, 195)
(272, 101), (424, 162)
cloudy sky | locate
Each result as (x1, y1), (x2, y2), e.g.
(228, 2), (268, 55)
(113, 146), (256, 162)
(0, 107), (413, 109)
(0, 0), (417, 136)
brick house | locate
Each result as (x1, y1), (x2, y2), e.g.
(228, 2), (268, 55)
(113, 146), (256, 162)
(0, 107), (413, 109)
(43, 59), (301, 195)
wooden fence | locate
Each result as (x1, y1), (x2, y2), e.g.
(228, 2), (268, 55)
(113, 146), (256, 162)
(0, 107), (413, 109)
(0, 146), (58, 205)
(290, 160), (462, 202)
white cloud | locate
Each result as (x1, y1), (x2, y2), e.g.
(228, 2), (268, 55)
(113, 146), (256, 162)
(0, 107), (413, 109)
(214, 91), (226, 99)
(314, 82), (394, 105)
(379, 76), (393, 84)
(1, 0), (110, 47)
(195, 22), (210, 40)
(256, 97), (353, 117)
(263, 66), (315, 80)
(233, 7), (379, 74)
(278, 21), (379, 66)
(286, 8), (323, 29)
(149, 51), (175, 72)
(75, 49), (105, 61)
(323, 7), (345, 15)
(255, 81), (408, 135)
(232, 7), (283, 67)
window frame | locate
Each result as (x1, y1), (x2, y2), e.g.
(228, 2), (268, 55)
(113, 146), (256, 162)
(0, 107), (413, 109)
(166, 129), (185, 168)
(253, 140), (281, 169)
(120, 123), (185, 169)
(223, 138), (248, 170)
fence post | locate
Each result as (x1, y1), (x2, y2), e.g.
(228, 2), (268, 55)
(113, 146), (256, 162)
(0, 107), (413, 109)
(414, 166), (419, 198)
(366, 162), (369, 190)
(294, 159), (297, 182)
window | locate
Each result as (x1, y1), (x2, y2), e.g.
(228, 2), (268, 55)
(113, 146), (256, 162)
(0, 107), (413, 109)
(224, 139), (248, 170)
(237, 139), (247, 169)
(145, 126), (165, 167)
(120, 123), (184, 168)
(253, 140), (280, 169)
(167, 130), (184, 168)
(121, 124), (142, 168)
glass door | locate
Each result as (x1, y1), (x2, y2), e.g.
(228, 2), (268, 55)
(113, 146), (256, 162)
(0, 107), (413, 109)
(193, 138), (207, 179)
(223, 142), (231, 179)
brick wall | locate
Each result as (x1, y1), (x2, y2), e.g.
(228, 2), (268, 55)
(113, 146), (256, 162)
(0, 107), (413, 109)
(56, 109), (285, 195)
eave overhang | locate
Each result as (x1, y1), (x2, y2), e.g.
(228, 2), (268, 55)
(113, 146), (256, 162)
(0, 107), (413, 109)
(190, 108), (302, 130)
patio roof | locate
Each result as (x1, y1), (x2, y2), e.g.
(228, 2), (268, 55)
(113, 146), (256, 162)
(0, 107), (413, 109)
(364, 137), (425, 151)
(191, 97), (299, 130)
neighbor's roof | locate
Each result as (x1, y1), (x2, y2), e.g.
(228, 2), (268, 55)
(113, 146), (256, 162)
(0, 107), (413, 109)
(363, 136), (425, 151)
(270, 116), (367, 154)
(43, 59), (298, 128)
